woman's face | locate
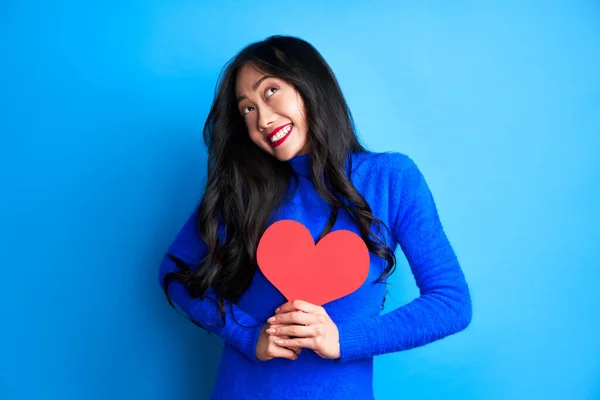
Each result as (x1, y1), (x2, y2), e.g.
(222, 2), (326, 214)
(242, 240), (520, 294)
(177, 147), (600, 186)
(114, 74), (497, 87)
(235, 63), (310, 161)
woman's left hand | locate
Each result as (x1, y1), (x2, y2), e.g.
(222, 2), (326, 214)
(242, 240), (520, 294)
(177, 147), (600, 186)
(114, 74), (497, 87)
(266, 300), (340, 360)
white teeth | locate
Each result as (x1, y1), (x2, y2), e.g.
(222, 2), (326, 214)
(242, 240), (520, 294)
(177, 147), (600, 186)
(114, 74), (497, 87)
(270, 125), (292, 143)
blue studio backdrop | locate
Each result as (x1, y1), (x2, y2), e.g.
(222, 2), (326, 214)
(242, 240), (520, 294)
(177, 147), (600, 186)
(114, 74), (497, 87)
(1, 1), (599, 399)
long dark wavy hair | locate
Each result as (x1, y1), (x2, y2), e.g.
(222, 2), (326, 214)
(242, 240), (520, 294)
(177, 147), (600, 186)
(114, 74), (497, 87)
(162, 35), (397, 327)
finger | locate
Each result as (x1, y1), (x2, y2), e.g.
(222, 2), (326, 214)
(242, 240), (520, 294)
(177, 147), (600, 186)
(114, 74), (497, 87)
(276, 299), (323, 315)
(283, 339), (303, 355)
(267, 324), (318, 338)
(268, 323), (308, 336)
(274, 301), (294, 314)
(272, 346), (298, 361)
(270, 330), (303, 354)
(268, 310), (317, 326)
(280, 335), (303, 355)
(275, 337), (318, 351)
(292, 347), (302, 355)
(268, 336), (298, 360)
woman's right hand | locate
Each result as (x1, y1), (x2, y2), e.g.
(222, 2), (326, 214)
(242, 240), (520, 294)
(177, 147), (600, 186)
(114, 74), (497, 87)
(256, 323), (302, 361)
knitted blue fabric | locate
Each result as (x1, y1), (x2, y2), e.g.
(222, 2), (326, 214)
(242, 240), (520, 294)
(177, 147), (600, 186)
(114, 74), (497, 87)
(158, 151), (472, 399)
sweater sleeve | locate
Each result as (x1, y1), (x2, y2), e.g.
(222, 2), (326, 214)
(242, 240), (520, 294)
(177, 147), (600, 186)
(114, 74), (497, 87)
(158, 207), (263, 363)
(336, 154), (472, 362)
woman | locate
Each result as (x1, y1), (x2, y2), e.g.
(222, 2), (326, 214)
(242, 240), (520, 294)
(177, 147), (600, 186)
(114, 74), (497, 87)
(159, 35), (472, 399)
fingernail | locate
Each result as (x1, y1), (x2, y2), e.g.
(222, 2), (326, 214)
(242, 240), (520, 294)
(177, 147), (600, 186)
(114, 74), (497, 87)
(275, 339), (283, 345)
(275, 307), (280, 313)
(268, 317), (276, 323)
(266, 328), (275, 334)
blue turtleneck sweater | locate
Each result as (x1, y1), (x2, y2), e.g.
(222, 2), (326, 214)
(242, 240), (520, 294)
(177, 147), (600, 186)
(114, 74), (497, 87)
(158, 151), (472, 400)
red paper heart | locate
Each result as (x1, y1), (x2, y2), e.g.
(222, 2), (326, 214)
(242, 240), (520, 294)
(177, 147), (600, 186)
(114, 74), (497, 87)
(256, 220), (370, 306)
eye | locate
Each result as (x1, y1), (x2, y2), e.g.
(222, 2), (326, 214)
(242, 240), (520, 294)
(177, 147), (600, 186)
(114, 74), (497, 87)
(266, 87), (278, 98)
(241, 106), (254, 116)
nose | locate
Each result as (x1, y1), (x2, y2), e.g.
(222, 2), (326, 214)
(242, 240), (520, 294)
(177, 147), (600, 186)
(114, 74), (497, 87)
(257, 106), (276, 132)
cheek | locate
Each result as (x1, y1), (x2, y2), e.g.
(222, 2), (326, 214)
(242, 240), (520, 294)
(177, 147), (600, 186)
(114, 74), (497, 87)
(247, 126), (267, 148)
(293, 97), (307, 128)
(248, 131), (260, 143)
(243, 116), (256, 134)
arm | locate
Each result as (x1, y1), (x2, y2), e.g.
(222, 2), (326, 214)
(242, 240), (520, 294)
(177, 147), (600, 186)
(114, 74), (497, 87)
(337, 155), (472, 362)
(158, 207), (263, 362)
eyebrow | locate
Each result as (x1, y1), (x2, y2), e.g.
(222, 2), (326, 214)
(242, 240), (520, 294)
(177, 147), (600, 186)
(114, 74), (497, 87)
(236, 75), (273, 103)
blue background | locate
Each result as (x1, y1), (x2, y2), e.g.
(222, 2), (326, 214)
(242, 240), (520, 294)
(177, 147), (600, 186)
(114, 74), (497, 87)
(1, 1), (599, 399)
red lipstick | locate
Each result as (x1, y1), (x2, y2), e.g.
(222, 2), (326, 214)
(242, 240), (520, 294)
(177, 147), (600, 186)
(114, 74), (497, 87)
(268, 123), (293, 148)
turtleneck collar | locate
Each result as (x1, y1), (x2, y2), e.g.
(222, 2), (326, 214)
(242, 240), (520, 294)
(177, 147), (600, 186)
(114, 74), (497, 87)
(287, 152), (358, 178)
(287, 152), (312, 177)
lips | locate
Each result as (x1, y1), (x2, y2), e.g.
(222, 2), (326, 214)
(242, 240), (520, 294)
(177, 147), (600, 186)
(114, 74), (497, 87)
(267, 123), (292, 140)
(268, 123), (293, 148)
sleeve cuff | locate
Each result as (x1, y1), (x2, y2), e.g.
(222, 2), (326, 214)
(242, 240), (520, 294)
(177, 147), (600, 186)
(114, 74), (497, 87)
(336, 317), (374, 363)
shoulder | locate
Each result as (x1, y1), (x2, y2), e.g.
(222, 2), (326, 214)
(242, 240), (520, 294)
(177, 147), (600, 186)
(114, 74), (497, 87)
(349, 151), (419, 180)
(349, 151), (431, 210)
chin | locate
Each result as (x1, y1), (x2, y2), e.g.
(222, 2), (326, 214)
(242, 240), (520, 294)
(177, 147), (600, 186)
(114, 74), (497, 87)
(254, 136), (309, 161)
(272, 151), (297, 162)
(265, 144), (305, 162)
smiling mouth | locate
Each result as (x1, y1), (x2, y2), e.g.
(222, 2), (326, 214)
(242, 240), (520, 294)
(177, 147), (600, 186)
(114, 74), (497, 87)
(269, 124), (293, 147)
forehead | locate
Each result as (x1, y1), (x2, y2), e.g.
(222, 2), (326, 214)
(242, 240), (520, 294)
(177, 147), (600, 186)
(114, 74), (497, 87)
(235, 64), (265, 96)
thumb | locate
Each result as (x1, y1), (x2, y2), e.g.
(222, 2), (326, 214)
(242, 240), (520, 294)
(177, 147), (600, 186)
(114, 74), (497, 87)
(269, 335), (299, 360)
